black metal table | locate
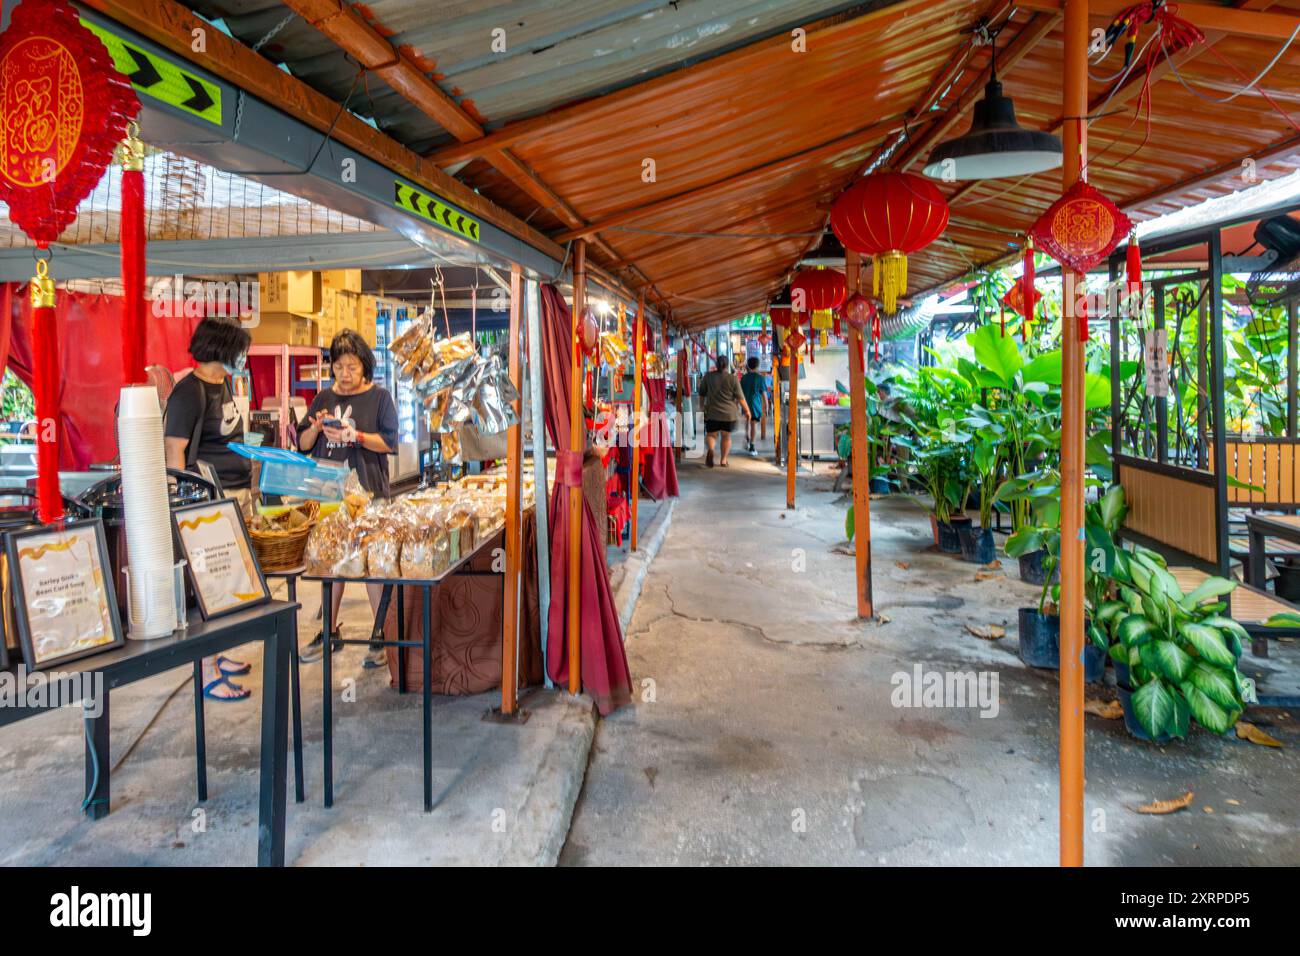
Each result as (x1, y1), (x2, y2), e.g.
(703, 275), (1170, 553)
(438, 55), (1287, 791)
(306, 527), (503, 812)
(0, 600), (297, 866)
(1246, 513), (1300, 587)
(263, 565), (306, 804)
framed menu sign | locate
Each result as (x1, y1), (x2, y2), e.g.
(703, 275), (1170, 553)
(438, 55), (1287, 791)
(5, 519), (123, 670)
(171, 499), (270, 620)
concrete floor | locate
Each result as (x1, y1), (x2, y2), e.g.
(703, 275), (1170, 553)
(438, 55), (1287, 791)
(561, 436), (1300, 866)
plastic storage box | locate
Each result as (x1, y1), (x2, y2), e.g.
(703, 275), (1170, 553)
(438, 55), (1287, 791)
(229, 443), (348, 501)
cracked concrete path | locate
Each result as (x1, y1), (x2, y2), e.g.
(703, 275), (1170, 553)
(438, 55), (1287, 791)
(560, 436), (1300, 866)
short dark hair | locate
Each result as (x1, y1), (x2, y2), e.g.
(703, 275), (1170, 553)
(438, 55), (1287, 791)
(715, 354), (728, 372)
(329, 328), (375, 381)
(747, 356), (759, 371)
(189, 316), (251, 365)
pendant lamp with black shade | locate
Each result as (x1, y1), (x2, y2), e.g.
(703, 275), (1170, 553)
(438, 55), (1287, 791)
(922, 39), (1062, 181)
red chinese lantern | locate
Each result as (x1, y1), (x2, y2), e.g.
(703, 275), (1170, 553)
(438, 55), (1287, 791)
(790, 268), (846, 314)
(830, 172), (950, 314)
(0, 0), (139, 523)
(769, 305), (794, 329)
(579, 307), (600, 357)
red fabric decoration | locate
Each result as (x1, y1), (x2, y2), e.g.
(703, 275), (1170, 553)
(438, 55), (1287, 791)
(1078, 278), (1090, 342)
(830, 172), (950, 312)
(790, 269), (845, 314)
(871, 310), (882, 362)
(580, 307), (599, 357)
(1030, 180), (1132, 274)
(538, 285), (631, 715)
(1125, 231), (1144, 318)
(769, 305), (794, 329)
(842, 292), (875, 331)
(30, 295), (60, 522)
(638, 375), (678, 500)
(121, 162), (146, 385)
(1002, 276), (1040, 342)
(1022, 238), (1036, 318)
(0, 0), (139, 246)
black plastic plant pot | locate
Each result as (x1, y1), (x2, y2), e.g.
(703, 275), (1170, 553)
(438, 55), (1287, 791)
(1017, 609), (1105, 681)
(869, 477), (891, 494)
(936, 516), (968, 554)
(1117, 685), (1174, 743)
(1017, 548), (1061, 586)
(1276, 560), (1300, 601)
(959, 525), (996, 564)
(1114, 659), (1131, 689)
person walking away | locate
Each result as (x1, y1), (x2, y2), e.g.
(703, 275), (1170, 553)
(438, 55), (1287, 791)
(297, 329), (399, 666)
(163, 317), (255, 701)
(698, 353), (750, 467)
(740, 356), (766, 456)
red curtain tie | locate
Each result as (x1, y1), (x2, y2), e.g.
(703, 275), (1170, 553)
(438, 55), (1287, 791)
(556, 449), (584, 487)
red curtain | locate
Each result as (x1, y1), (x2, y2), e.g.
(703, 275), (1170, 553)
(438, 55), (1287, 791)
(1, 282), (199, 468)
(639, 375), (679, 500)
(538, 284), (630, 716)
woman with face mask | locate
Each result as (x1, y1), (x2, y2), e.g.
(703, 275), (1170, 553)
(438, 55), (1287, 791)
(297, 329), (399, 666)
(163, 316), (254, 700)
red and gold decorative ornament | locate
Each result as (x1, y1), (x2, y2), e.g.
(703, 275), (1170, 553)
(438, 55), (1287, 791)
(0, 0), (139, 524)
(579, 306), (600, 357)
(830, 171), (949, 314)
(1030, 179), (1132, 274)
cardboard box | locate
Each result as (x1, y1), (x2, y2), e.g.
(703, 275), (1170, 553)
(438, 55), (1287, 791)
(258, 271), (321, 316)
(320, 269), (362, 295)
(248, 312), (316, 346)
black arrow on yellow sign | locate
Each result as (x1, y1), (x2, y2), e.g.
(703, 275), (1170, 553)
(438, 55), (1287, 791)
(122, 46), (161, 89)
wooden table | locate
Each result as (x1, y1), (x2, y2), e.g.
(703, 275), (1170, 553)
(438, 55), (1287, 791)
(1245, 513), (1300, 587)
(0, 600), (298, 866)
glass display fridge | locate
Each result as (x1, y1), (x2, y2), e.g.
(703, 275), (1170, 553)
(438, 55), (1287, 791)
(373, 301), (428, 484)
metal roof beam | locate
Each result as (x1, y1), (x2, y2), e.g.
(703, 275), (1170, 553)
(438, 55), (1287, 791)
(1016, 0), (1300, 41)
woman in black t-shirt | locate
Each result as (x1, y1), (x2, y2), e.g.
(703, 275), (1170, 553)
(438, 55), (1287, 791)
(298, 330), (398, 665)
(163, 317), (254, 701)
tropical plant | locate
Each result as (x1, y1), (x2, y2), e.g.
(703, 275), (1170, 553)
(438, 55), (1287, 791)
(1094, 546), (1255, 738)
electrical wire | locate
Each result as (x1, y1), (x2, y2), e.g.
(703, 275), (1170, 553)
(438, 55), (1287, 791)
(1165, 21), (1300, 104)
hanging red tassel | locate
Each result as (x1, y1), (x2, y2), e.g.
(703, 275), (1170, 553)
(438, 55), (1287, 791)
(30, 259), (63, 524)
(871, 310), (881, 362)
(999, 302), (1006, 338)
(118, 124), (146, 385)
(1126, 231), (1143, 318)
(1077, 273), (1090, 342)
(1023, 236), (1036, 343)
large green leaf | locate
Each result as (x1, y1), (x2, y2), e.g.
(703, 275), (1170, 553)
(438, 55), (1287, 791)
(845, 504), (855, 542)
(1004, 526), (1043, 558)
(1168, 689), (1191, 739)
(1180, 622), (1237, 669)
(1179, 680), (1234, 735)
(966, 324), (1023, 389)
(1022, 349), (1062, 385)
(1131, 680), (1175, 738)
(1140, 639), (1193, 683)
(1186, 662), (1241, 710)
(1180, 577), (1237, 611)
(1084, 373), (1111, 410)
(1116, 614), (1156, 648)
(1096, 484), (1127, 533)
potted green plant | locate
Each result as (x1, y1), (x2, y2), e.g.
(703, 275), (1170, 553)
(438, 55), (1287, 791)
(958, 403), (1005, 563)
(1095, 545), (1254, 742)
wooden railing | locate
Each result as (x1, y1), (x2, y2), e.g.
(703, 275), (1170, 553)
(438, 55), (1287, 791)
(1210, 437), (1300, 509)
(1116, 455), (1220, 566)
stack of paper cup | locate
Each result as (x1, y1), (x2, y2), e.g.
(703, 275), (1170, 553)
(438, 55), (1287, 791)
(118, 385), (178, 639)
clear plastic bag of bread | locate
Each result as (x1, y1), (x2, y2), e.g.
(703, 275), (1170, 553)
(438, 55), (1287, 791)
(304, 506), (352, 576)
(342, 469), (372, 520)
(365, 504), (405, 578)
(445, 500), (478, 557)
(334, 508), (382, 578)
(399, 504), (450, 578)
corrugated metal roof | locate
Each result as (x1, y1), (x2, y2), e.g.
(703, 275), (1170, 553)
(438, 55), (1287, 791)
(179, 0), (1300, 328)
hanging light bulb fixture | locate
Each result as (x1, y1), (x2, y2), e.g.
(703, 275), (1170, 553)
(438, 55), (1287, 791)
(922, 26), (1062, 182)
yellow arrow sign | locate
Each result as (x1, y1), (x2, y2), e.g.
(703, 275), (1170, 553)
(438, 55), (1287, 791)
(395, 181), (481, 244)
(83, 19), (222, 126)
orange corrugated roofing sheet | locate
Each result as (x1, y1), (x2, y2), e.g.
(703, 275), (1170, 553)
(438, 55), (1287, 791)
(456, 1), (1300, 327)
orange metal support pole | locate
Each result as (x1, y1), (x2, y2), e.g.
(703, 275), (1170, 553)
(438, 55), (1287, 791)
(500, 264), (524, 714)
(568, 241), (587, 695)
(630, 292), (645, 551)
(786, 338), (799, 509)
(845, 250), (874, 618)
(1060, 0), (1088, 868)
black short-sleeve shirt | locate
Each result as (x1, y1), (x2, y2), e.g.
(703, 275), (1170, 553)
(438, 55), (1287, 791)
(163, 373), (251, 489)
(304, 384), (399, 498)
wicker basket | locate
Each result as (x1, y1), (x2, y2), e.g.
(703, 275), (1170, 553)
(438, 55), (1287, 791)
(250, 501), (318, 572)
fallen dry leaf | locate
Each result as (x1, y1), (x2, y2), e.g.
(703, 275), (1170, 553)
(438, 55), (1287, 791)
(1203, 806), (1214, 814)
(1134, 791), (1194, 815)
(964, 623), (1005, 640)
(1226, 799), (1241, 806)
(1235, 721), (1283, 748)
(875, 613), (892, 625)
(984, 560), (1002, 570)
(973, 571), (1001, 582)
(1085, 698), (1124, 719)
(895, 561), (910, 570)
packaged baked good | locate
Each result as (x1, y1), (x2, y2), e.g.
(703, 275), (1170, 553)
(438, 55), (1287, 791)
(334, 510), (380, 578)
(389, 314), (430, 364)
(342, 469), (372, 520)
(400, 506), (450, 578)
(305, 508), (351, 576)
